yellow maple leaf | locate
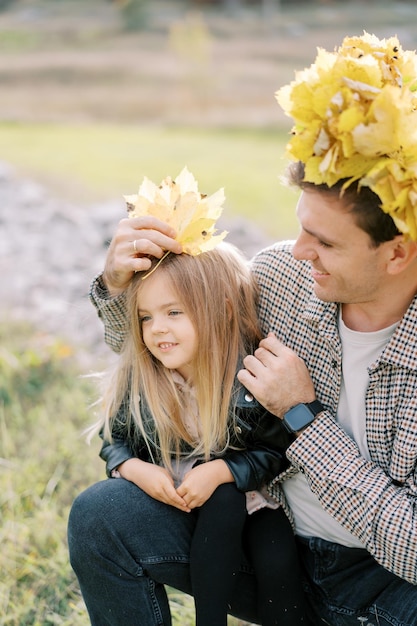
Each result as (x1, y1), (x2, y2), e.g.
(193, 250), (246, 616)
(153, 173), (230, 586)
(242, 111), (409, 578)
(275, 31), (417, 239)
(125, 167), (227, 256)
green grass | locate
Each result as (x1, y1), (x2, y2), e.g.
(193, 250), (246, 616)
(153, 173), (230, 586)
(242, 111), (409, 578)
(0, 322), (101, 624)
(0, 322), (255, 625)
(1, 121), (299, 240)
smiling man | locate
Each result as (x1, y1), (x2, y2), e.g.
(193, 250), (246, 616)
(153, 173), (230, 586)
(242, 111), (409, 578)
(236, 32), (417, 624)
(238, 157), (417, 624)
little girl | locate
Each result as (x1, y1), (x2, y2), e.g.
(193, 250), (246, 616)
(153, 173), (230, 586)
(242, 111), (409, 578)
(92, 244), (307, 625)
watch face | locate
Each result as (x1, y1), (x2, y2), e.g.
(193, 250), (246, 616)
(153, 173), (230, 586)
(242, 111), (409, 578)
(284, 404), (314, 432)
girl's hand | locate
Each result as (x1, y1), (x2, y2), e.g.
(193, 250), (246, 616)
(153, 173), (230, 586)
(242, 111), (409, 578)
(103, 217), (182, 296)
(118, 458), (191, 513)
(176, 460), (234, 509)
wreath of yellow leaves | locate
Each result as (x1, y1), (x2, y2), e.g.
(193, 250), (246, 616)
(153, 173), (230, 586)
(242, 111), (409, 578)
(276, 32), (417, 239)
(125, 167), (228, 260)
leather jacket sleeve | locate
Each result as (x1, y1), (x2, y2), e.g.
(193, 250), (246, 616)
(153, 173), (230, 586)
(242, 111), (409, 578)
(98, 396), (153, 476)
(100, 434), (135, 477)
(222, 386), (294, 492)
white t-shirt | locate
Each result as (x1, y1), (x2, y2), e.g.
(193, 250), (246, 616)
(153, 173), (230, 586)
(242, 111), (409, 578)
(282, 310), (398, 548)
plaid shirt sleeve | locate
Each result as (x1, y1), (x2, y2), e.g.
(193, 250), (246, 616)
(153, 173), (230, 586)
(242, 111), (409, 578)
(252, 241), (417, 585)
(286, 414), (417, 585)
(89, 273), (129, 353)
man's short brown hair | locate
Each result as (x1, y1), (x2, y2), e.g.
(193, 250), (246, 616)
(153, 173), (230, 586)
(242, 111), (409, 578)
(286, 161), (401, 247)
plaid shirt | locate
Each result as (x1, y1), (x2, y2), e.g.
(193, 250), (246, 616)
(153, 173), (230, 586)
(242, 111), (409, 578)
(90, 241), (417, 584)
(252, 241), (417, 585)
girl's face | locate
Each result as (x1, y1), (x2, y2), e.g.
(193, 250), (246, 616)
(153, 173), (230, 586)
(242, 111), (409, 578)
(138, 270), (198, 382)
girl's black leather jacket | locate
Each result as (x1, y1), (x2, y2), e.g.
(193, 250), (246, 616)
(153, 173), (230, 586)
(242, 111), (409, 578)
(100, 384), (293, 492)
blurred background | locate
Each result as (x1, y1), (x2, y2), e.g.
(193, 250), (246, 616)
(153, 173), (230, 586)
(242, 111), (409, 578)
(3, 0), (417, 353)
(1, 1), (416, 624)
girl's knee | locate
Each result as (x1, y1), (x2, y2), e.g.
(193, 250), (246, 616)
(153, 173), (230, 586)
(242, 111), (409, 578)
(211, 483), (245, 508)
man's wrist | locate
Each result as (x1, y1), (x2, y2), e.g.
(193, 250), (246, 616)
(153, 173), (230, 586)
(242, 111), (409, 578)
(282, 400), (324, 434)
(102, 271), (128, 298)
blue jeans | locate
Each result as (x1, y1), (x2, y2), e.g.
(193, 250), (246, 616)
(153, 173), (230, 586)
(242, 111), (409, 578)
(67, 479), (417, 626)
(296, 536), (417, 626)
(68, 479), (259, 625)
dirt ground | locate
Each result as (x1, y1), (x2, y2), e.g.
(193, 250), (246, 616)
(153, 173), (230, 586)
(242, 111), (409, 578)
(1, 0), (416, 128)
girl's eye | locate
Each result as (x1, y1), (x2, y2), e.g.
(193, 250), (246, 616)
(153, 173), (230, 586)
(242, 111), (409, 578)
(169, 310), (182, 317)
(140, 315), (151, 323)
(318, 240), (332, 249)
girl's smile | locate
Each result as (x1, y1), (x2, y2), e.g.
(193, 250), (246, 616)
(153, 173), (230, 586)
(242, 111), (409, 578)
(157, 342), (178, 350)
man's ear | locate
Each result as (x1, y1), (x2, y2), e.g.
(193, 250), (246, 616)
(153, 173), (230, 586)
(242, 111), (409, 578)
(386, 236), (417, 275)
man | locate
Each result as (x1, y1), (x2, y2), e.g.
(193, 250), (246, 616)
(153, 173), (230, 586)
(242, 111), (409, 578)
(238, 160), (417, 624)
(68, 33), (417, 625)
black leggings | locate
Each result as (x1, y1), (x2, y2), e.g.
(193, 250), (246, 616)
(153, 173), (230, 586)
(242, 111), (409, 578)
(245, 506), (307, 625)
(190, 484), (307, 625)
(190, 484), (247, 626)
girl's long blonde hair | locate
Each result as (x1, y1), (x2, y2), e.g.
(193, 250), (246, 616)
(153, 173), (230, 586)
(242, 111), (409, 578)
(96, 243), (262, 470)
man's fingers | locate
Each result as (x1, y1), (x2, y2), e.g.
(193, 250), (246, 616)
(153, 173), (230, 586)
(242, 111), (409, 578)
(122, 217), (182, 255)
(127, 215), (177, 238)
(240, 353), (265, 377)
(128, 234), (179, 259)
(257, 333), (283, 354)
(236, 367), (256, 390)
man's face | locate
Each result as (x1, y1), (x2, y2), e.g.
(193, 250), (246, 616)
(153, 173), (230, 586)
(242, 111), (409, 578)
(292, 189), (391, 306)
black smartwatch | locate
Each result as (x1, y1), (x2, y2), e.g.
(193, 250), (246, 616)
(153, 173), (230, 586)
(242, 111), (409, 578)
(283, 400), (324, 434)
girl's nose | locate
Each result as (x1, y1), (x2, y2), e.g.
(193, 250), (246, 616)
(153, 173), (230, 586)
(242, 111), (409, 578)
(151, 316), (168, 334)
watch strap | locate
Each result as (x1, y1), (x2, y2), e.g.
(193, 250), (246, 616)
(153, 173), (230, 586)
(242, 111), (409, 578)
(304, 399), (324, 417)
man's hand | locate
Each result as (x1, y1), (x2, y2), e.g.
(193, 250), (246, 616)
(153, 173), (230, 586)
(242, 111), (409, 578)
(237, 333), (316, 418)
(103, 216), (182, 296)
(176, 460), (234, 509)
